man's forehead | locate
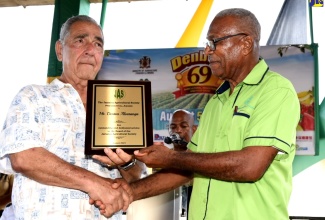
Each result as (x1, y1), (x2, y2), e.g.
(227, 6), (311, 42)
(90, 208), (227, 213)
(171, 119), (190, 125)
(70, 22), (102, 35)
(171, 120), (188, 123)
(208, 16), (238, 36)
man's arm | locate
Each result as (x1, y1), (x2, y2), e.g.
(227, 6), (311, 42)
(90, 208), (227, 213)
(92, 167), (192, 210)
(91, 147), (193, 215)
(9, 147), (131, 217)
(135, 143), (278, 182)
(130, 168), (193, 201)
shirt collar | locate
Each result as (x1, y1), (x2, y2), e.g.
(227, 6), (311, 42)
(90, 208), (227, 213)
(50, 78), (73, 89)
(242, 59), (269, 85)
(215, 59), (269, 95)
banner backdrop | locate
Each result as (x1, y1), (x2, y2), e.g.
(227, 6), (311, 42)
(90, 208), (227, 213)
(97, 45), (315, 154)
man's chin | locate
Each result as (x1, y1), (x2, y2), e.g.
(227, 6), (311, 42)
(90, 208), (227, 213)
(211, 71), (224, 80)
(79, 65), (98, 73)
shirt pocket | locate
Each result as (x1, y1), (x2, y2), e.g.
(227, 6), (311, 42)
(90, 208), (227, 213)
(228, 111), (250, 151)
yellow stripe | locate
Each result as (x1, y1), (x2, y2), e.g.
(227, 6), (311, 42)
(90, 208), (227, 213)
(176, 0), (214, 48)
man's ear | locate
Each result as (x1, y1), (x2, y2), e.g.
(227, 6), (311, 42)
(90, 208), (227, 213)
(241, 35), (254, 56)
(55, 40), (63, 61)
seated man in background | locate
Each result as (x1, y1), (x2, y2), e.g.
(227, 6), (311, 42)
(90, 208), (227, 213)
(165, 109), (196, 217)
(166, 109), (197, 152)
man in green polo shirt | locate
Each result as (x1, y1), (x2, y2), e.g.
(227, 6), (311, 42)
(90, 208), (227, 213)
(184, 57), (299, 219)
(92, 8), (300, 220)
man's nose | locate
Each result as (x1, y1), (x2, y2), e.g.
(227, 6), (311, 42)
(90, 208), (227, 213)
(84, 42), (96, 55)
(204, 44), (213, 55)
(174, 126), (183, 133)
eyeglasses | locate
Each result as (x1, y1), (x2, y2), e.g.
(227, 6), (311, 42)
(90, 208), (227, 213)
(206, 33), (247, 51)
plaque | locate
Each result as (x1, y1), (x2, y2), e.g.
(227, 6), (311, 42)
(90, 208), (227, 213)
(85, 80), (153, 155)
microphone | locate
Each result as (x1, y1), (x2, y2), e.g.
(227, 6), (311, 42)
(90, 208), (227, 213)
(164, 133), (188, 145)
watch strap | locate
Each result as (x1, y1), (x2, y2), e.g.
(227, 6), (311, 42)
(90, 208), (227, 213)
(119, 158), (136, 171)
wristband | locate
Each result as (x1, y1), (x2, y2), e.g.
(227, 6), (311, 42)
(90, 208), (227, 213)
(119, 158), (136, 171)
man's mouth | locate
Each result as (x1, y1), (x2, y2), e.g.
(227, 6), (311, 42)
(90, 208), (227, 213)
(80, 62), (94, 66)
(209, 60), (219, 65)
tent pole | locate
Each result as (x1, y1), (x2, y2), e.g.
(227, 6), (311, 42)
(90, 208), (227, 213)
(100, 0), (108, 28)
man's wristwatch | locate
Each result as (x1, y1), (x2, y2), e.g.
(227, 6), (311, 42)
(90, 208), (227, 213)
(119, 158), (137, 171)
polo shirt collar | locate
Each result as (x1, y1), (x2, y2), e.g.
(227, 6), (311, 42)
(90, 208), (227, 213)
(215, 59), (269, 95)
(242, 59), (269, 85)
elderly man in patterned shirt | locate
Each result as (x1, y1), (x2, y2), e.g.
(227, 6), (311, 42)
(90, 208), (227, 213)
(0, 15), (142, 220)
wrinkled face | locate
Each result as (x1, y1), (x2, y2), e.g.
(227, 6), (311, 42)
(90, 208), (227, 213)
(56, 21), (104, 81)
(204, 16), (247, 81)
(169, 111), (194, 143)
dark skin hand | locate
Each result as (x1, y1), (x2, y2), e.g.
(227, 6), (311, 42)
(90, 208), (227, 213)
(134, 142), (278, 182)
(91, 143), (278, 214)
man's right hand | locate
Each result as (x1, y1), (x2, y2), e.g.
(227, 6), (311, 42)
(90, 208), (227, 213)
(88, 177), (133, 218)
(87, 177), (132, 218)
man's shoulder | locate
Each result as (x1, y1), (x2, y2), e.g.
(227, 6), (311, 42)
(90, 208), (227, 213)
(264, 70), (295, 91)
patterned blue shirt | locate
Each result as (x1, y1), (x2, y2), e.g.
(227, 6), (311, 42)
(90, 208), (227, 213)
(0, 79), (122, 220)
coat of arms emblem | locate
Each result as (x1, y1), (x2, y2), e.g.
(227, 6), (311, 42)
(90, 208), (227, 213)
(139, 56), (151, 69)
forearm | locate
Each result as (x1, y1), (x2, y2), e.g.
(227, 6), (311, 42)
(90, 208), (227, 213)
(168, 151), (244, 181)
(9, 147), (104, 193)
(10, 148), (133, 216)
(167, 147), (277, 182)
(131, 169), (192, 201)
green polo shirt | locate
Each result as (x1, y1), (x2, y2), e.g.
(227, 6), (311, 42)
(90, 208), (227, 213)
(187, 59), (300, 220)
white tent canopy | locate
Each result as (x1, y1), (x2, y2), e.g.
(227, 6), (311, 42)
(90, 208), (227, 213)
(91, 0), (310, 50)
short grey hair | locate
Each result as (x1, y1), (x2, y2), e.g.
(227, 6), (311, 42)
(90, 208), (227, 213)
(216, 8), (261, 42)
(59, 15), (103, 43)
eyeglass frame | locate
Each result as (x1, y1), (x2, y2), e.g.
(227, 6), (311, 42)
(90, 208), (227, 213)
(206, 33), (248, 51)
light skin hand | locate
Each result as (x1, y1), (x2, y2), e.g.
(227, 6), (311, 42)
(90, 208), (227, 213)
(112, 178), (134, 198)
(92, 147), (146, 183)
(88, 177), (131, 217)
(134, 142), (173, 169)
(93, 148), (133, 166)
(90, 178), (134, 216)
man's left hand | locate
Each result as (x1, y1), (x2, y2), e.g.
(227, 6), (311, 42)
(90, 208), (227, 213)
(134, 142), (173, 169)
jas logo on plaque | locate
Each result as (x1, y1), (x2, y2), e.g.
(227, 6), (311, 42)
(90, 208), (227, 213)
(114, 89), (125, 99)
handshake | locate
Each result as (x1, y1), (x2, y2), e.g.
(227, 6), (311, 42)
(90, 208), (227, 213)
(87, 147), (138, 218)
(88, 175), (133, 218)
(88, 143), (174, 218)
